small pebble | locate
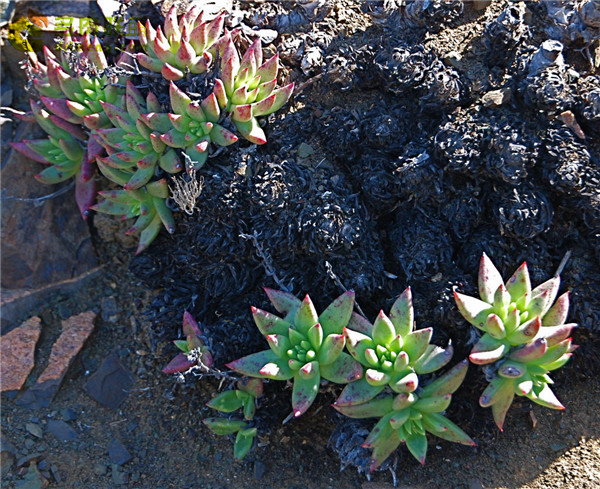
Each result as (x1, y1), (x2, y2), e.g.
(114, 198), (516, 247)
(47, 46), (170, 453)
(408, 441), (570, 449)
(253, 460), (266, 480)
(93, 462), (107, 475)
(25, 423), (43, 439)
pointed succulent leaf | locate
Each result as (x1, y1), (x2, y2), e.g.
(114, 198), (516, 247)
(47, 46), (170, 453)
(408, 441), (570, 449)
(539, 324), (577, 347)
(320, 352), (363, 384)
(542, 292), (570, 326)
(315, 290), (355, 336)
(263, 288), (301, 317)
(488, 379), (515, 431)
(203, 418), (246, 436)
(234, 117), (267, 144)
(506, 261), (531, 301)
(207, 390), (244, 413)
(251, 306), (292, 337)
(527, 383), (564, 410)
(161, 63), (185, 82)
(317, 334), (345, 366)
(413, 344), (453, 375)
(292, 368), (321, 417)
(369, 429), (402, 473)
(334, 377), (384, 407)
(454, 291), (494, 330)
(363, 412), (395, 448)
(469, 334), (508, 365)
(503, 307), (521, 335)
(344, 328), (375, 364)
(372, 311), (396, 347)
(135, 214), (163, 255)
(365, 369), (391, 387)
(486, 314), (507, 340)
(294, 295), (319, 335)
(258, 83), (294, 116)
(405, 431), (428, 465)
(402, 328), (433, 364)
(498, 361), (527, 378)
(509, 337), (548, 363)
(392, 392), (417, 410)
(266, 334), (291, 358)
(10, 141), (50, 164)
(527, 288), (555, 320)
(390, 372), (419, 393)
(388, 287), (414, 337)
(227, 350), (293, 380)
(307, 323), (323, 350)
(233, 427), (257, 461)
(422, 412), (476, 446)
(508, 316), (541, 345)
(332, 395), (393, 417)
(479, 253), (505, 303)
(162, 352), (196, 374)
(493, 284), (512, 312)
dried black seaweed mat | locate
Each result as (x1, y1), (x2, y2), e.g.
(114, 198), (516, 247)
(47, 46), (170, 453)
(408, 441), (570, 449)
(125, 0), (600, 482)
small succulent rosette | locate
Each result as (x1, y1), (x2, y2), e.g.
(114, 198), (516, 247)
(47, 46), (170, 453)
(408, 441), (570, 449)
(93, 81), (183, 190)
(10, 100), (95, 218)
(454, 253), (577, 429)
(203, 378), (263, 461)
(137, 6), (232, 81)
(149, 82), (238, 170)
(214, 38), (294, 144)
(332, 288), (474, 469)
(90, 178), (175, 254)
(227, 289), (363, 417)
(336, 288), (454, 406)
(163, 311), (213, 374)
(334, 360), (474, 470)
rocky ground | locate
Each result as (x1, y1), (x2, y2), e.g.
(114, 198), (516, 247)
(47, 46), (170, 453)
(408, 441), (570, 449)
(2, 0), (600, 488)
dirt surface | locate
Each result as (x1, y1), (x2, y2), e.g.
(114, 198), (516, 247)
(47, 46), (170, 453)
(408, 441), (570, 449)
(2, 0), (600, 488)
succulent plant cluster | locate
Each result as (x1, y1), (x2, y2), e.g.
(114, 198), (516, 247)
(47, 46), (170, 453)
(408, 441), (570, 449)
(333, 289), (474, 469)
(14, 8), (293, 253)
(454, 253), (576, 430)
(203, 378), (263, 461)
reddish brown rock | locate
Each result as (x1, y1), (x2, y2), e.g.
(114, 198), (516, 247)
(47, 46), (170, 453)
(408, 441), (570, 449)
(1, 121), (98, 291)
(17, 311), (96, 408)
(0, 316), (42, 392)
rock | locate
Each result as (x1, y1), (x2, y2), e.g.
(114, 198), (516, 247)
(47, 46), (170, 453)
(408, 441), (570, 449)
(1, 120), (98, 291)
(25, 423), (43, 439)
(110, 463), (129, 485)
(15, 463), (49, 489)
(253, 460), (266, 479)
(1, 435), (16, 475)
(0, 317), (41, 392)
(84, 352), (135, 409)
(482, 87), (512, 108)
(108, 438), (132, 465)
(49, 465), (60, 483)
(60, 408), (77, 421)
(16, 312), (97, 409)
(101, 296), (118, 322)
(46, 420), (77, 442)
(470, 480), (486, 489)
(443, 51), (464, 70)
(0, 267), (103, 334)
(297, 143), (314, 158)
(472, 0), (492, 10)
(93, 462), (107, 475)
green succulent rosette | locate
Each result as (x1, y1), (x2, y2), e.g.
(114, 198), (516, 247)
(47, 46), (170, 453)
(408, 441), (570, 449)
(334, 360), (474, 470)
(335, 288), (454, 407)
(214, 37), (294, 144)
(455, 253), (577, 429)
(227, 289), (363, 417)
(149, 81), (238, 170)
(93, 81), (182, 190)
(90, 177), (174, 254)
(137, 6), (231, 81)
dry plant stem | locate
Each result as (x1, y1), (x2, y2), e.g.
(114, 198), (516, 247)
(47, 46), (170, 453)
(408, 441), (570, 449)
(239, 231), (290, 292)
(325, 260), (366, 317)
(554, 250), (572, 277)
(1, 182), (75, 206)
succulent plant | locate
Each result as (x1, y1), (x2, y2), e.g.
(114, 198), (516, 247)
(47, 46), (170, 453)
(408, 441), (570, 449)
(137, 6), (231, 81)
(10, 100), (95, 218)
(28, 32), (128, 131)
(335, 288), (454, 407)
(92, 81), (183, 189)
(214, 38), (294, 144)
(227, 289), (363, 417)
(150, 82), (238, 169)
(334, 360), (474, 470)
(454, 253), (577, 429)
(163, 311), (213, 374)
(90, 177), (175, 254)
(203, 377), (263, 461)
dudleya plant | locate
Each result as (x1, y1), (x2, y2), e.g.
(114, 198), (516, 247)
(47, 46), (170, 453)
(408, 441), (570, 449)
(334, 360), (474, 470)
(203, 378), (263, 461)
(137, 5), (231, 81)
(149, 82), (238, 169)
(163, 311), (213, 374)
(10, 100), (95, 218)
(226, 289), (363, 417)
(214, 38), (294, 144)
(93, 81), (183, 189)
(90, 177), (175, 254)
(335, 288), (454, 407)
(454, 253), (577, 429)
